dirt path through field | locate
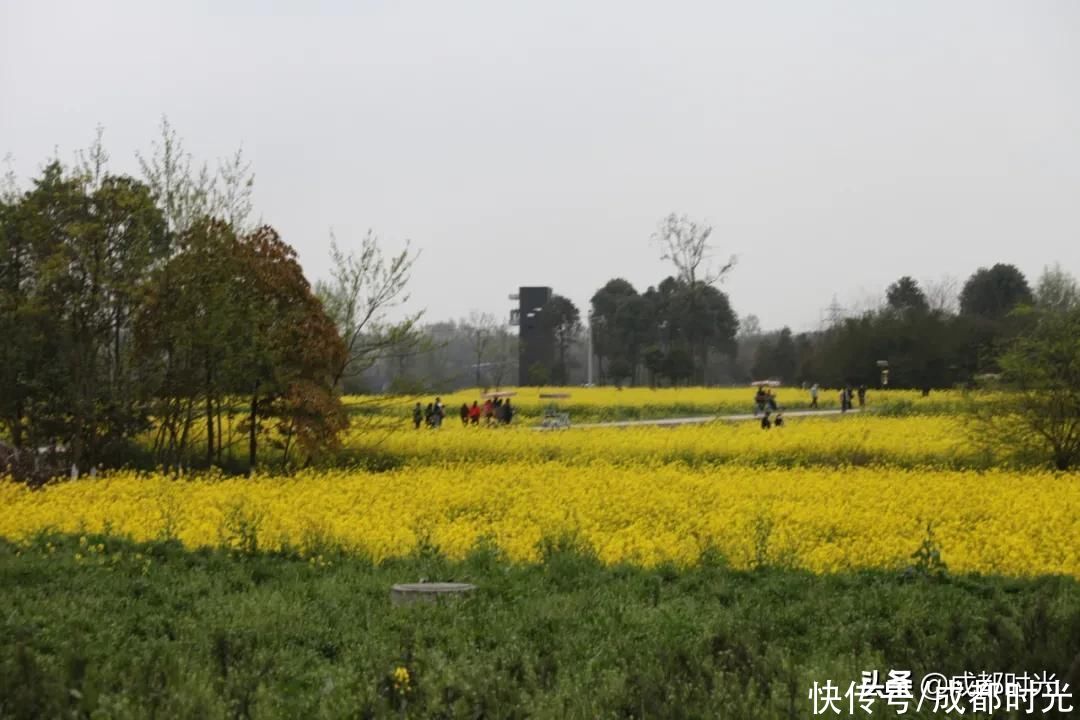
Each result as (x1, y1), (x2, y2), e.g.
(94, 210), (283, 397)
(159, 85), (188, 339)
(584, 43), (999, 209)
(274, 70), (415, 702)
(547, 407), (864, 430)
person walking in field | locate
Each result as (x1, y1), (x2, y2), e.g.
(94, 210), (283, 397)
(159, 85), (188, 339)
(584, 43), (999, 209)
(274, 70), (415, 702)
(810, 383), (819, 409)
(433, 397), (445, 428)
(501, 398), (514, 425)
(469, 401), (481, 425)
(483, 398), (495, 425)
(760, 412), (772, 430)
(857, 385), (866, 408)
(459, 402), (469, 426)
(412, 402), (423, 430)
(424, 403), (435, 427)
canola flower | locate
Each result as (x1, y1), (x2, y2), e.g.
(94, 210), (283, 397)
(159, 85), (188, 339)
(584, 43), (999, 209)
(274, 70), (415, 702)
(346, 415), (976, 469)
(347, 387), (979, 420)
(164, 388), (985, 458)
(392, 666), (411, 696)
(1, 463), (1076, 577)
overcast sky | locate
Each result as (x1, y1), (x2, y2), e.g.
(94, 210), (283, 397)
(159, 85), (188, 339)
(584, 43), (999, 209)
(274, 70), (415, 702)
(3, 1), (1079, 332)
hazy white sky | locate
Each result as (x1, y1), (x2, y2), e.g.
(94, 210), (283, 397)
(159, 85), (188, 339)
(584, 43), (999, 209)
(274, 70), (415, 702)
(3, 1), (1079, 332)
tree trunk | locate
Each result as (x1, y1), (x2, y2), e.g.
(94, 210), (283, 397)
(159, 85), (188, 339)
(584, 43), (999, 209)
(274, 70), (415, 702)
(205, 393), (215, 467)
(11, 402), (23, 449)
(205, 363), (215, 467)
(282, 418), (295, 468)
(112, 306), (123, 395)
(177, 398), (194, 470)
(215, 397), (224, 466)
(248, 387), (258, 474)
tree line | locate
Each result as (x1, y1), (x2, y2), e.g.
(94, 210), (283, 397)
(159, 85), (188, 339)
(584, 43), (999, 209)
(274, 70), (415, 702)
(747, 263), (1078, 389)
(1, 122), (419, 478)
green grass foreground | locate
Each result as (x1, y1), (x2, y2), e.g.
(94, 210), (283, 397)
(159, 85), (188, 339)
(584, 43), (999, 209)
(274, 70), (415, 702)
(2, 536), (1078, 719)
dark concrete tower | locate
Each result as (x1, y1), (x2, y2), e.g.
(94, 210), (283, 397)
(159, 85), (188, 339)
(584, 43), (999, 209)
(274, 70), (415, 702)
(510, 286), (554, 386)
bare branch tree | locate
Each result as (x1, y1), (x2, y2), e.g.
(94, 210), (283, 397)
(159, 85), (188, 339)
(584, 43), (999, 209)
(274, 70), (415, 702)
(489, 326), (517, 389)
(737, 314), (761, 338)
(466, 311), (497, 388)
(651, 212), (735, 285)
(315, 229), (424, 390)
(1, 153), (18, 202)
(1035, 263), (1079, 314)
(74, 124), (110, 190)
(921, 274), (960, 314)
(137, 115), (214, 241)
(213, 146), (255, 232)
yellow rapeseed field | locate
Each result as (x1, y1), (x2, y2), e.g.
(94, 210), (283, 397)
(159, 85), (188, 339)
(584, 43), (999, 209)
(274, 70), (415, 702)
(1, 462), (1076, 576)
(349, 386), (976, 418)
(347, 415), (974, 468)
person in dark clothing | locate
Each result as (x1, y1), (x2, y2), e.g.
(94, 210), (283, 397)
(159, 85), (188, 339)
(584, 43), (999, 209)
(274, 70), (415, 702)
(424, 403), (434, 427)
(767, 391), (778, 412)
(760, 412), (772, 430)
(754, 388), (766, 415)
(857, 385), (867, 408)
(774, 413), (784, 428)
(501, 398), (514, 424)
(459, 403), (469, 426)
(469, 401), (481, 425)
(412, 402), (423, 430)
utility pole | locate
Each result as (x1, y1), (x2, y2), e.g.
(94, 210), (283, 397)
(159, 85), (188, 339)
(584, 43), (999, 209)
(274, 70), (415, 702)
(587, 313), (596, 386)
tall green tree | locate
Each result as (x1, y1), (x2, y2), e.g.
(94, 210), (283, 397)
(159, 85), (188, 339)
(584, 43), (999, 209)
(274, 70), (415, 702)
(134, 219), (349, 472)
(975, 307), (1080, 470)
(752, 327), (798, 382)
(886, 276), (929, 314)
(1, 162), (167, 469)
(590, 278), (639, 384)
(135, 219), (243, 467)
(542, 294), (582, 385)
(0, 190), (41, 449)
(657, 278), (738, 384)
(959, 264), (1033, 319)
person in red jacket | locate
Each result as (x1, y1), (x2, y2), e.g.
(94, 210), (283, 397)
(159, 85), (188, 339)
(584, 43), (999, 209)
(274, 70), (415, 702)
(483, 398), (495, 425)
(468, 401), (481, 425)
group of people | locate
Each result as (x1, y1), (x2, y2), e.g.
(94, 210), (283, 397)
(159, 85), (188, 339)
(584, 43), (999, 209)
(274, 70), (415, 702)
(806, 383), (866, 411)
(760, 411), (784, 429)
(754, 387), (779, 414)
(753, 388), (784, 430)
(460, 397), (514, 426)
(412, 396), (514, 428)
(755, 381), (868, 429)
(839, 385), (867, 412)
(414, 397), (447, 428)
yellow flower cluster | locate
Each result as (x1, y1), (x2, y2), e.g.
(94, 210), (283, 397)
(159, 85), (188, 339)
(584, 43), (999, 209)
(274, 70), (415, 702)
(347, 415), (973, 468)
(1, 462), (1076, 576)
(392, 666), (411, 695)
(351, 386), (975, 418)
